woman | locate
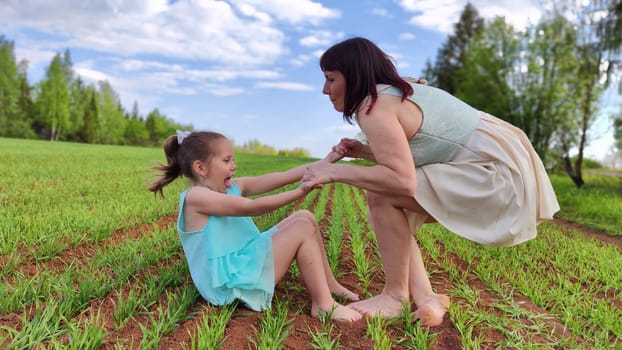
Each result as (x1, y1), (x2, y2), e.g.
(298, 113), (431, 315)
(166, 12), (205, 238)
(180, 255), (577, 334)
(302, 37), (560, 326)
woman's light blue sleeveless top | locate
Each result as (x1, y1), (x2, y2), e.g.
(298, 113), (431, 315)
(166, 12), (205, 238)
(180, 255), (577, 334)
(177, 182), (277, 311)
(377, 83), (479, 166)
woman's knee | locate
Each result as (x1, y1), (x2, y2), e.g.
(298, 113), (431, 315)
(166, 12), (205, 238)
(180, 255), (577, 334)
(366, 191), (392, 209)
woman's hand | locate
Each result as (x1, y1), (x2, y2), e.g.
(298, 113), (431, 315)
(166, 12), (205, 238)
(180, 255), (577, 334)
(332, 138), (366, 159)
(302, 161), (333, 189)
(406, 77), (428, 85)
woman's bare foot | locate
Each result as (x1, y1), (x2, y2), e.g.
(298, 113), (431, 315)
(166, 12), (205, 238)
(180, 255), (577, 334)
(347, 293), (405, 318)
(329, 283), (360, 301)
(414, 294), (450, 327)
(312, 303), (363, 322)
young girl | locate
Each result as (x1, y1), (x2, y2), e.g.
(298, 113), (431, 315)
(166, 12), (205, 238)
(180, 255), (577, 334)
(149, 130), (362, 322)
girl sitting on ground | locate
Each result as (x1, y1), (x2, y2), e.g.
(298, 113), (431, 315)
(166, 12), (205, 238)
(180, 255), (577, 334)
(149, 130), (362, 322)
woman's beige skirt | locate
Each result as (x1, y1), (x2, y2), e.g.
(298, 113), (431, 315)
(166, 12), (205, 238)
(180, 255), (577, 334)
(408, 112), (560, 247)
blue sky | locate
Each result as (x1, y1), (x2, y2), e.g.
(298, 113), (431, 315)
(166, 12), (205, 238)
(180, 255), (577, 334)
(0, 0), (617, 159)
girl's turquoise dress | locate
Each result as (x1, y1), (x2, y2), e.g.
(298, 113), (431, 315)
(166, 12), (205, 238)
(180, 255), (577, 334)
(177, 181), (278, 311)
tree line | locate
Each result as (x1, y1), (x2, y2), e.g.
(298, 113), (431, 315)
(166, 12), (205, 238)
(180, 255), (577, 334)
(423, 0), (622, 186)
(0, 38), (195, 148)
(1, 1), (620, 176)
(0, 36), (313, 157)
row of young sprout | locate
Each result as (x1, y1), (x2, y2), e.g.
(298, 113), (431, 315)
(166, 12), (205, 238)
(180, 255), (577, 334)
(0, 142), (181, 273)
(5, 180), (618, 349)
(416, 221), (621, 349)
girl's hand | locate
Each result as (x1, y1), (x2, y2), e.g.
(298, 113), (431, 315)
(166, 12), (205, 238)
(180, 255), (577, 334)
(323, 150), (343, 163)
(300, 177), (323, 192)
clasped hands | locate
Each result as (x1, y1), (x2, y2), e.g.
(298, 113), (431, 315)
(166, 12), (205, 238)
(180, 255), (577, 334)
(300, 138), (364, 192)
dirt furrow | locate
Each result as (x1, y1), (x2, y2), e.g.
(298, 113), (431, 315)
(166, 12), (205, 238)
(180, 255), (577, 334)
(1, 216), (176, 284)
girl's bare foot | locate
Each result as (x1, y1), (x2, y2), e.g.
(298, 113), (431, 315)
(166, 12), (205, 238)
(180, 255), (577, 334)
(312, 303), (363, 322)
(329, 283), (360, 301)
(414, 294), (450, 327)
(347, 293), (405, 318)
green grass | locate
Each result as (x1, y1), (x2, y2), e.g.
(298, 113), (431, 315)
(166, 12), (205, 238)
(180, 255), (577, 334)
(1, 137), (621, 349)
(550, 173), (622, 235)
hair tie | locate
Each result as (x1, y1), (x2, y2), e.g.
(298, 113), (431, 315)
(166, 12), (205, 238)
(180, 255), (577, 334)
(176, 130), (191, 144)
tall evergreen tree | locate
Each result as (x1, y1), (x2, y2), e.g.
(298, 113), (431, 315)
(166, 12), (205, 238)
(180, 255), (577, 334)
(455, 17), (520, 123)
(80, 88), (98, 143)
(145, 108), (192, 146)
(423, 2), (484, 93)
(124, 100), (149, 145)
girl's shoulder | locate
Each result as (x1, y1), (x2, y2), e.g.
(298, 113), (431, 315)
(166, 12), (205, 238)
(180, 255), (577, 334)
(187, 182), (241, 197)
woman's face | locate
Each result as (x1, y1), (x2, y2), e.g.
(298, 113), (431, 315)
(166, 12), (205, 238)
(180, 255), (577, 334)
(322, 70), (346, 112)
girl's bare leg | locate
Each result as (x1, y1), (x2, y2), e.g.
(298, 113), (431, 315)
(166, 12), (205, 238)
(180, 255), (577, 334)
(276, 211), (358, 301)
(272, 211), (362, 321)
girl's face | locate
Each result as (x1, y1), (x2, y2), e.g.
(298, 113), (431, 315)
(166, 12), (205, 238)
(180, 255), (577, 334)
(322, 70), (346, 112)
(201, 138), (236, 193)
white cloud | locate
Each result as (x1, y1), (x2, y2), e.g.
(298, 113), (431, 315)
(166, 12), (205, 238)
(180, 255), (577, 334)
(396, 0), (541, 34)
(237, 0), (340, 25)
(74, 67), (109, 82)
(0, 0), (302, 66)
(371, 8), (390, 17)
(13, 47), (55, 67)
(255, 81), (314, 91)
(399, 32), (416, 40)
(201, 84), (245, 96)
(290, 53), (314, 67)
(322, 123), (359, 133)
(300, 31), (338, 47)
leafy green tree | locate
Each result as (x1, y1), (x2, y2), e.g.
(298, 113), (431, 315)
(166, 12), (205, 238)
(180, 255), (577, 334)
(0, 36), (20, 137)
(518, 14), (580, 168)
(422, 2), (484, 93)
(10, 62), (36, 138)
(145, 108), (191, 146)
(556, 0), (616, 186)
(237, 139), (277, 155)
(615, 115), (622, 151)
(124, 100), (149, 145)
(454, 17), (520, 122)
(65, 77), (88, 141)
(278, 147), (310, 158)
(37, 53), (70, 141)
(60, 49), (74, 86)
(96, 80), (126, 144)
(597, 0), (622, 86)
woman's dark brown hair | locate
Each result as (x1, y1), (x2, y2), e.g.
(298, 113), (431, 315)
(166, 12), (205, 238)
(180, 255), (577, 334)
(319, 37), (413, 123)
(148, 131), (226, 198)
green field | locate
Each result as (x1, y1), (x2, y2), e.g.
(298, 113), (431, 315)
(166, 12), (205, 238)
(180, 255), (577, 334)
(0, 138), (620, 349)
